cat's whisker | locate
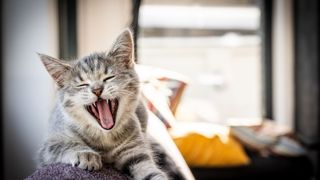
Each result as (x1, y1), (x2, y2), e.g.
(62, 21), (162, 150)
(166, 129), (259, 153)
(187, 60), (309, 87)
(115, 90), (136, 97)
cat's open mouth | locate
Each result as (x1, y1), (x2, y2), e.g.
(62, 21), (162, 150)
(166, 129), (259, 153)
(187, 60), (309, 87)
(86, 98), (119, 130)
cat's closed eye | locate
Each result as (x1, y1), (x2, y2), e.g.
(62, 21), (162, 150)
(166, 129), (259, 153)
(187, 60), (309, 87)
(103, 75), (115, 82)
(77, 83), (89, 88)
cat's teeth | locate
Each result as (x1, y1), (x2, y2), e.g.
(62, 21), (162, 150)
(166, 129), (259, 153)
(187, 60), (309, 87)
(93, 102), (96, 107)
(111, 101), (115, 111)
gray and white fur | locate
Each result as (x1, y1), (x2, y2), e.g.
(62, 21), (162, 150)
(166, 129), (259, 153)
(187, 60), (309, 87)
(37, 29), (185, 180)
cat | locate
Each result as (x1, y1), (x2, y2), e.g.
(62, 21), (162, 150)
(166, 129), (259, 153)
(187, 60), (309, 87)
(37, 29), (185, 180)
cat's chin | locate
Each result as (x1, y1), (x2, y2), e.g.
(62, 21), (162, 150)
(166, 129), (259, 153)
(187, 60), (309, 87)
(85, 98), (119, 130)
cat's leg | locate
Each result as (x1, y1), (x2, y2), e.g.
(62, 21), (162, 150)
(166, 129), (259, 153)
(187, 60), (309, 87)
(38, 135), (102, 171)
(112, 138), (168, 180)
(149, 138), (186, 180)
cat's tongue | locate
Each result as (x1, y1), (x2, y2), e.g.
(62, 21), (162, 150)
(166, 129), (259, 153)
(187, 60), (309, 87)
(96, 100), (114, 129)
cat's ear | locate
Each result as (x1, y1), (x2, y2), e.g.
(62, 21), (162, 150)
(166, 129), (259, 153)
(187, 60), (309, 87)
(109, 29), (135, 68)
(38, 53), (71, 87)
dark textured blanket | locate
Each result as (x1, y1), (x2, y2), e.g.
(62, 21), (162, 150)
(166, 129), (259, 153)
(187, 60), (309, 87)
(25, 163), (130, 180)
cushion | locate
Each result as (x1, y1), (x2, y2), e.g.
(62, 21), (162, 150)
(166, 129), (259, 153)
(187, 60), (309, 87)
(26, 163), (129, 180)
(170, 122), (250, 167)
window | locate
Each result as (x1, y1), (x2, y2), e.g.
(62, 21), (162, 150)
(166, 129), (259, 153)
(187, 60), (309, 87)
(138, 0), (262, 125)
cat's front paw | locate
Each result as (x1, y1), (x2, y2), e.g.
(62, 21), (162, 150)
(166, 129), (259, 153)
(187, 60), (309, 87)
(70, 151), (102, 171)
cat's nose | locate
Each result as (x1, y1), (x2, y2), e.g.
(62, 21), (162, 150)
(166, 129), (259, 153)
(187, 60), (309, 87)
(92, 87), (104, 97)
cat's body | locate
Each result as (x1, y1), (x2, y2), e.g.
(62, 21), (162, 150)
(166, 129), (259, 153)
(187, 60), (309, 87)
(37, 29), (184, 180)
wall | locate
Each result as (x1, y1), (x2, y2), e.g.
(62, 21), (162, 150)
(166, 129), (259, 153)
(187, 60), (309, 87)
(2, 0), (58, 179)
(77, 0), (132, 56)
(272, 0), (294, 130)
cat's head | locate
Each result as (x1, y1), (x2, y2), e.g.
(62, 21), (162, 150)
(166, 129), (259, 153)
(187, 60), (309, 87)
(39, 29), (139, 131)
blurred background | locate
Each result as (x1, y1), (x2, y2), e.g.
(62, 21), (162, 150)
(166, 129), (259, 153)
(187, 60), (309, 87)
(1, 0), (319, 179)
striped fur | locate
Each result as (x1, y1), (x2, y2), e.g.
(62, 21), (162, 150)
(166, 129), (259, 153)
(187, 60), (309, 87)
(38, 29), (184, 180)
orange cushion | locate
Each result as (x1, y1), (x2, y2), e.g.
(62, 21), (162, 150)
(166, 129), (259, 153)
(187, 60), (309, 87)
(171, 122), (250, 167)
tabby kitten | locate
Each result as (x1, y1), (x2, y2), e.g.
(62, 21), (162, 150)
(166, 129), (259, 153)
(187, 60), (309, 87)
(37, 29), (180, 180)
